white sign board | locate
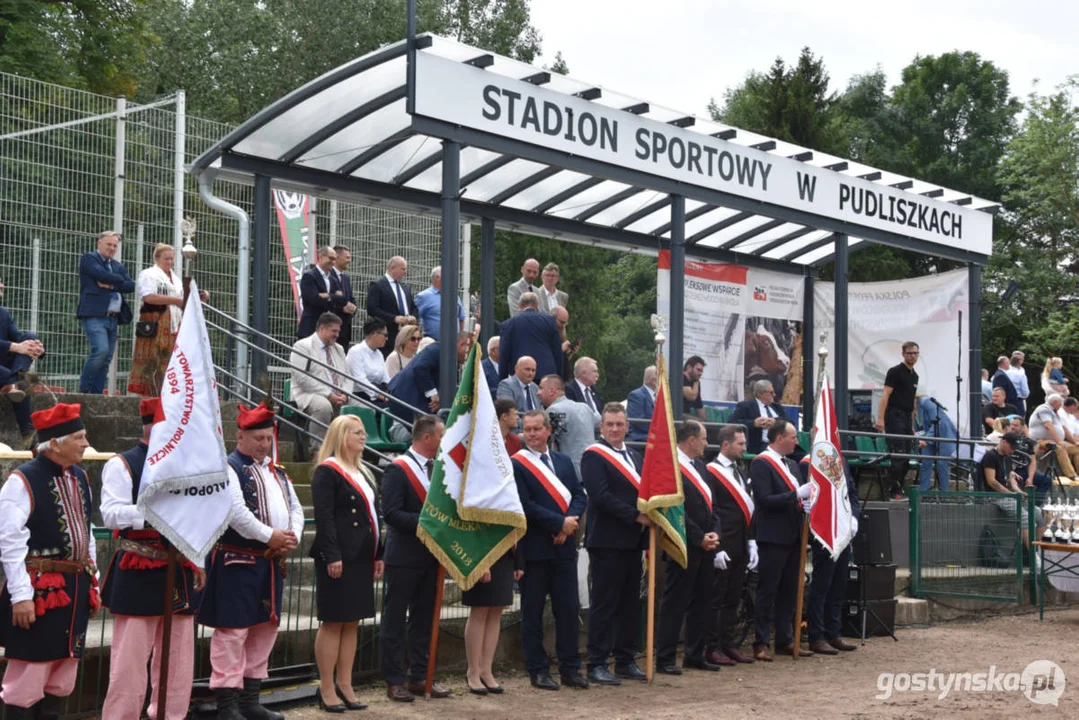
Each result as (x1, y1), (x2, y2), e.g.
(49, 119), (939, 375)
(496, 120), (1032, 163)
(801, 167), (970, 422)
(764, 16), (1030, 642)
(413, 53), (992, 255)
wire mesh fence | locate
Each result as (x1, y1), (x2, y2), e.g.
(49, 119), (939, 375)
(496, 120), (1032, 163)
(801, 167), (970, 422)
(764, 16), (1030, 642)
(0, 71), (445, 393)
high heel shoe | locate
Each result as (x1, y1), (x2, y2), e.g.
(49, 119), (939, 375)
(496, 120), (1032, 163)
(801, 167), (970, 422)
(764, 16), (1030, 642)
(333, 683), (368, 711)
(480, 677), (504, 694)
(317, 693), (347, 713)
(466, 673), (488, 696)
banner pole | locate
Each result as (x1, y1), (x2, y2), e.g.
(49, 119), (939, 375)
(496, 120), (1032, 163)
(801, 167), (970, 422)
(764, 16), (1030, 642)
(424, 566), (446, 699)
(645, 525), (657, 682)
(792, 518), (810, 661)
(156, 546), (177, 719)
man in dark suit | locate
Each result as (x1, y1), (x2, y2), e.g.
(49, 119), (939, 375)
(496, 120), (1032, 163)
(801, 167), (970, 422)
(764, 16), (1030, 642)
(992, 356), (1019, 409)
(330, 245), (358, 348)
(386, 333), (470, 435)
(512, 410), (588, 691)
(579, 403), (649, 685)
(750, 420), (814, 661)
(564, 356), (603, 413)
(498, 292), (564, 381)
(0, 278), (43, 447)
(366, 256), (418, 358)
(656, 420), (723, 674)
(800, 455), (861, 655)
(705, 425), (756, 665)
(77, 231), (135, 393)
(380, 416), (451, 702)
(625, 366), (657, 442)
(730, 379), (786, 455)
(297, 246), (346, 339)
(482, 336), (500, 398)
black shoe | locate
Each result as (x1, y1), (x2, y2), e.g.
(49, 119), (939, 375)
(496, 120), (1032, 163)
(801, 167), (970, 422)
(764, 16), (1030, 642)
(683, 657), (722, 672)
(317, 694), (347, 713)
(560, 672), (590, 689)
(614, 662), (647, 681)
(4, 703), (37, 720)
(481, 677), (505, 694)
(239, 678), (284, 720)
(656, 663), (683, 676)
(588, 666), (621, 685)
(215, 688), (245, 720)
(38, 695), (64, 720)
(530, 672), (560, 691)
(333, 683), (367, 710)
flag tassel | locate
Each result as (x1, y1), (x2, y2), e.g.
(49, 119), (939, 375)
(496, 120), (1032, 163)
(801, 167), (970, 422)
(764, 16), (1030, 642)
(645, 525), (657, 683)
(792, 517), (810, 660)
(424, 566), (446, 699)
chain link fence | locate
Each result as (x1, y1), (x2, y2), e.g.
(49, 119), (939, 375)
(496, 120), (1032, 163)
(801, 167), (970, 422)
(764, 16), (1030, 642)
(0, 71), (444, 392)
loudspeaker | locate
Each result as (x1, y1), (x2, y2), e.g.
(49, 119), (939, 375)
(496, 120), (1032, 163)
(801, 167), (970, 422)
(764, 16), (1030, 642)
(851, 507), (892, 565)
(846, 563), (896, 602)
(841, 599), (896, 638)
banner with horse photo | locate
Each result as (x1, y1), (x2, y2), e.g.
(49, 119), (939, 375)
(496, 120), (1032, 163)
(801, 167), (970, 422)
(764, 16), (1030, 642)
(656, 250), (805, 405)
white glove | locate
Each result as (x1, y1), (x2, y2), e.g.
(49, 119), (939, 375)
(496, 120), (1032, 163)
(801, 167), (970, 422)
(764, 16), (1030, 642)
(797, 482), (813, 500)
(713, 550), (731, 570)
(747, 540), (759, 570)
(851, 518), (859, 536)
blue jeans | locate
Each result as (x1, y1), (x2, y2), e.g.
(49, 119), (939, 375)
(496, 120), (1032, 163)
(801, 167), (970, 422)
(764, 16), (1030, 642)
(0, 334), (36, 432)
(79, 315), (117, 393)
(919, 438), (956, 491)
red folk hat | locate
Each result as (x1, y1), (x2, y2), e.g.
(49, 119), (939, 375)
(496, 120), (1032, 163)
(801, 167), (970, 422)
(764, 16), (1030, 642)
(139, 397), (164, 425)
(236, 403), (275, 430)
(31, 403), (85, 443)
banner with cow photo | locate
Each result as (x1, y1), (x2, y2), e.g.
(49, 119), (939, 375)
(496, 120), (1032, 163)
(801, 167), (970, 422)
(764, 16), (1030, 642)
(273, 190), (312, 319)
(657, 251), (805, 406)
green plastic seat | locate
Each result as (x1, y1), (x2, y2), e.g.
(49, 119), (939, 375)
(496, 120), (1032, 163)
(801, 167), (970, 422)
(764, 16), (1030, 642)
(797, 430), (811, 453)
(341, 405), (408, 452)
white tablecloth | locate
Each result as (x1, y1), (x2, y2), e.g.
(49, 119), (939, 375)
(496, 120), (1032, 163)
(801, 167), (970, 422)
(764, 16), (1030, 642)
(1044, 549), (1079, 593)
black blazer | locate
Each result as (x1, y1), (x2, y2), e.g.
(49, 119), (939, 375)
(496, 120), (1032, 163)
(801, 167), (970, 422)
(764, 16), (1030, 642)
(308, 464), (383, 565)
(381, 458), (437, 567)
(297, 267), (345, 338)
(729, 398), (787, 455)
(332, 269), (356, 348)
(513, 450), (587, 562)
(564, 380), (604, 411)
(682, 458), (721, 556)
(366, 276), (417, 357)
(581, 441), (646, 551)
(706, 461), (756, 558)
(497, 308), (564, 380)
(749, 452), (805, 546)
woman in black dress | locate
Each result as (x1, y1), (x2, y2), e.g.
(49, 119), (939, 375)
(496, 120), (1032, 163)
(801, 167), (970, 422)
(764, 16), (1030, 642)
(310, 415), (384, 712)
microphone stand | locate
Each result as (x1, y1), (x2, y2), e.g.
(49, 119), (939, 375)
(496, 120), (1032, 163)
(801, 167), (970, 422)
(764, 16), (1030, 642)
(955, 311), (964, 485)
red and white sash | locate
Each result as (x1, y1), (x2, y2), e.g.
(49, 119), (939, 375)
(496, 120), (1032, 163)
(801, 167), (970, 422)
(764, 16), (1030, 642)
(583, 443), (641, 490)
(392, 453), (429, 503)
(755, 450), (800, 492)
(513, 450), (570, 513)
(707, 462), (754, 527)
(679, 459), (712, 513)
(322, 458), (380, 556)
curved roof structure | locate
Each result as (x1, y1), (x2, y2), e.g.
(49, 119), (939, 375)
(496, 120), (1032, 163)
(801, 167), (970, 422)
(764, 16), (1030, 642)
(193, 34), (995, 271)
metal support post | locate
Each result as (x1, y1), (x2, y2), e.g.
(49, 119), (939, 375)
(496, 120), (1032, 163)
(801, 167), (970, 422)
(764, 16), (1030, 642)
(669, 195), (686, 418)
(439, 140), (461, 403)
(834, 234), (849, 431)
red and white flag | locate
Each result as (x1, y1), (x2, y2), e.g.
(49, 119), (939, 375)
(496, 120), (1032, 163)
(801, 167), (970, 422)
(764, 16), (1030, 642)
(807, 376), (855, 559)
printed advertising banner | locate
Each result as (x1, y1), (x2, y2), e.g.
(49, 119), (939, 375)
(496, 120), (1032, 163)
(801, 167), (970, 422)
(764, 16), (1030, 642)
(273, 190), (312, 319)
(656, 250), (805, 405)
(814, 268), (971, 434)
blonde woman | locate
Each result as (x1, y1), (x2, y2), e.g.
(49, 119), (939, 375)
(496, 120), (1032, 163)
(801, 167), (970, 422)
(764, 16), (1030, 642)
(385, 324), (421, 379)
(127, 244), (184, 396)
(310, 415), (383, 712)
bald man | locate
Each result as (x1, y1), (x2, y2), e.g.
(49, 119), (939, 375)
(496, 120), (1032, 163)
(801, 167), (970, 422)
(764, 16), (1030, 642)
(507, 258), (541, 318)
(366, 256), (418, 356)
(498, 356), (540, 415)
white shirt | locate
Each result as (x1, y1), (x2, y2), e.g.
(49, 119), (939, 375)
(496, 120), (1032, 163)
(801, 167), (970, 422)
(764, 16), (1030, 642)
(385, 273), (408, 312)
(0, 467), (99, 604)
(542, 287), (560, 310)
(756, 398), (777, 418)
(346, 341), (390, 399)
(576, 379), (597, 411)
(317, 267), (332, 292)
(1006, 366), (1030, 399)
(226, 457), (304, 544)
(100, 451), (146, 531)
(711, 452), (741, 481)
(1058, 408), (1079, 437)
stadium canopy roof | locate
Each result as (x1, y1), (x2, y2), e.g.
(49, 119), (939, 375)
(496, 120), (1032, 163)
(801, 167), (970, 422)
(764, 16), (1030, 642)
(192, 33), (996, 273)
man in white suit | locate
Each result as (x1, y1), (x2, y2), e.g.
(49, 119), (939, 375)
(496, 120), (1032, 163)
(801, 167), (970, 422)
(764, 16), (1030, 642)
(289, 312), (349, 452)
(537, 262), (569, 314)
(506, 258), (541, 317)
(497, 356), (540, 418)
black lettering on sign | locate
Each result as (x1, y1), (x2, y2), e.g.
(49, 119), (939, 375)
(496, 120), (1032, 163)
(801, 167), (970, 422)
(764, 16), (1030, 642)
(479, 83), (618, 153)
(797, 171), (817, 202)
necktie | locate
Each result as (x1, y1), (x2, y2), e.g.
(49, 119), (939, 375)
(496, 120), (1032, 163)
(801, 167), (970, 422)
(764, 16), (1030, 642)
(324, 345), (340, 386)
(525, 386), (535, 411)
(540, 453), (553, 472)
(764, 405), (775, 418)
(618, 449), (630, 465)
(394, 281), (407, 315)
(425, 459), (434, 479)
(585, 386), (596, 412)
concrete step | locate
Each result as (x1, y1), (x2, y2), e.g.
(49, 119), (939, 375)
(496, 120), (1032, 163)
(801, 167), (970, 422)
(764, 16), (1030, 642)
(895, 596), (929, 625)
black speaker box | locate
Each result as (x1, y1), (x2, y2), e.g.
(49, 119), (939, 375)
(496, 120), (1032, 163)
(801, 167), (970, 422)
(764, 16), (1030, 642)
(851, 507), (892, 565)
(846, 563), (896, 602)
(841, 599), (896, 638)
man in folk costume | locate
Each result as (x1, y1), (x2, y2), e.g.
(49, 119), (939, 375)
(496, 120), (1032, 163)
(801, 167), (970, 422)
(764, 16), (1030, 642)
(579, 403), (649, 686)
(380, 415), (452, 702)
(704, 425), (758, 666)
(749, 419), (813, 661)
(512, 409), (588, 691)
(198, 403), (304, 720)
(0, 403), (99, 719)
(99, 397), (206, 719)
(656, 419), (723, 674)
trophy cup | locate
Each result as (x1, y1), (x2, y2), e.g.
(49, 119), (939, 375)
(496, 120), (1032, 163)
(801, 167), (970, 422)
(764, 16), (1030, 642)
(1054, 500), (1071, 543)
(1042, 500), (1057, 543)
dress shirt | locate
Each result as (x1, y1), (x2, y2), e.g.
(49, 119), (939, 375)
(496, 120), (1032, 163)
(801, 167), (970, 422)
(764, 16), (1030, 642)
(711, 452), (740, 481)
(576, 379), (598, 412)
(519, 377), (537, 410)
(100, 452), (146, 530)
(99, 251), (122, 313)
(542, 287), (560, 311)
(317, 267), (332, 293)
(385, 273), (408, 315)
(346, 341), (390, 399)
(226, 457), (304, 544)
(757, 398), (777, 418)
(1005, 366), (1030, 399)
(0, 470), (99, 604)
(414, 286), (464, 342)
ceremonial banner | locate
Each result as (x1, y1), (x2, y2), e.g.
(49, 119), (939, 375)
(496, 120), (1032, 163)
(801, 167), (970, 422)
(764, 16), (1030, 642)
(137, 281), (231, 565)
(273, 190), (312, 319)
(638, 353), (687, 568)
(807, 376), (855, 559)
(417, 342), (527, 590)
(657, 250), (805, 405)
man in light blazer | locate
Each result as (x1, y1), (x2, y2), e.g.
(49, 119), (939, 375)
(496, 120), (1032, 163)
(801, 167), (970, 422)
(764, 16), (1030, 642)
(497, 356), (540, 418)
(289, 313), (349, 453)
(537, 262), (569, 314)
(506, 258), (540, 318)
(625, 366), (658, 441)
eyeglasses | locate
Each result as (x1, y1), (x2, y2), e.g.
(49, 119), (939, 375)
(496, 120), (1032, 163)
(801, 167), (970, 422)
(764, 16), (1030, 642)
(409, 336), (421, 341)
(904, 351), (920, 356)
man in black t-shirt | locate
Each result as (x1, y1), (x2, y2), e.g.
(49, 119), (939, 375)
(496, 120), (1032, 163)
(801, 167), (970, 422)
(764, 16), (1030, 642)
(982, 387), (1019, 435)
(875, 341), (920, 500)
(980, 433), (1044, 547)
(682, 355), (706, 420)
